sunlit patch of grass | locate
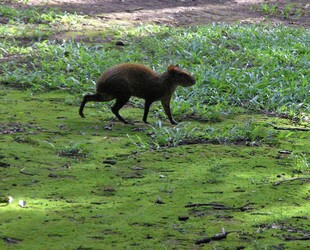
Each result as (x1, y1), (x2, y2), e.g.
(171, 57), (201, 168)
(0, 5), (87, 58)
(0, 5), (85, 25)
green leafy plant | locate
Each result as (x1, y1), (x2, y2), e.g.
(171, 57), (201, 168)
(127, 134), (151, 150)
(216, 121), (277, 145)
(281, 3), (303, 19)
(149, 122), (197, 148)
(58, 142), (89, 158)
(259, 3), (278, 15)
(291, 154), (310, 174)
(1, 15), (309, 120)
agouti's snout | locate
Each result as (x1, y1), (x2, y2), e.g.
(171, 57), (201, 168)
(79, 63), (195, 124)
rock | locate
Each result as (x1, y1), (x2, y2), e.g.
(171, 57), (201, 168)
(155, 197), (164, 204)
(178, 215), (189, 221)
(131, 166), (143, 170)
(115, 40), (125, 46)
(103, 159), (117, 165)
(48, 173), (58, 178)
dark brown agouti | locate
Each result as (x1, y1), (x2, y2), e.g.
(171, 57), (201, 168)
(79, 63), (195, 124)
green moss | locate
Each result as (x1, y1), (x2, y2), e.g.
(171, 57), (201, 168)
(0, 87), (309, 249)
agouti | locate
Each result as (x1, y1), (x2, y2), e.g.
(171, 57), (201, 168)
(79, 63), (195, 124)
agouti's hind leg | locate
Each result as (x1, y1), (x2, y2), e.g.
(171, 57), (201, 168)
(79, 93), (112, 118)
(111, 96), (131, 124)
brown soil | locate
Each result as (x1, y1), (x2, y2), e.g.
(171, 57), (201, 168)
(2, 0), (309, 42)
(3, 0), (309, 26)
(18, 0), (310, 27)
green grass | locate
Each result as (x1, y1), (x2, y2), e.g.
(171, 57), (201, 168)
(258, 2), (304, 19)
(1, 23), (309, 120)
(0, 3), (309, 250)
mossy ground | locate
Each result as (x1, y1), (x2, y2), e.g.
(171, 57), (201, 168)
(0, 86), (309, 249)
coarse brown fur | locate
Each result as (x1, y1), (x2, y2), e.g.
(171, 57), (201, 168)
(79, 63), (195, 124)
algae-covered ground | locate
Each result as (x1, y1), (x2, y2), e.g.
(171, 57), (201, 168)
(1, 1), (310, 249)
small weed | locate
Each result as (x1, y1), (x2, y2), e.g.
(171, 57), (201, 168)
(291, 154), (310, 174)
(58, 142), (89, 158)
(259, 3), (278, 15)
(127, 134), (150, 150)
(149, 122), (197, 148)
(258, 3), (304, 19)
(281, 3), (303, 19)
(127, 123), (198, 149)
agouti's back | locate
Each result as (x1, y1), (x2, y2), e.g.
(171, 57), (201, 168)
(96, 64), (161, 99)
(79, 63), (195, 124)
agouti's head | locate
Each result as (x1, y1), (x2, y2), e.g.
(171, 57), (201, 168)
(167, 65), (196, 87)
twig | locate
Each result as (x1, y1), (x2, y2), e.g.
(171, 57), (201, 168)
(269, 124), (310, 131)
(185, 202), (252, 211)
(204, 191), (224, 194)
(285, 236), (310, 241)
(273, 177), (310, 186)
(126, 7), (144, 12)
(195, 228), (229, 245)
(185, 203), (225, 208)
(20, 169), (35, 176)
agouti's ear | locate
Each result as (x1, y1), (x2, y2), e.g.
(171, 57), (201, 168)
(168, 65), (175, 72)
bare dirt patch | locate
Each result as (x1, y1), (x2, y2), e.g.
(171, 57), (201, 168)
(19, 0), (310, 28)
(3, 0), (309, 43)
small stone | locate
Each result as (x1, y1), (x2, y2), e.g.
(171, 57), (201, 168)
(0, 162), (10, 168)
(155, 197), (164, 204)
(104, 124), (113, 130)
(115, 40), (125, 46)
(131, 166), (143, 170)
(8, 196), (13, 204)
(279, 150), (292, 154)
(104, 186), (116, 193)
(19, 200), (26, 208)
(103, 159), (117, 165)
(178, 215), (189, 221)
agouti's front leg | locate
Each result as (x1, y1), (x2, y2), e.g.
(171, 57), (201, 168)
(161, 97), (177, 125)
(143, 100), (153, 124)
